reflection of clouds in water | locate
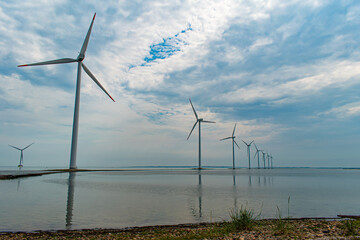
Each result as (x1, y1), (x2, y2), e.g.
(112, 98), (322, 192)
(44, 170), (239, 196)
(2, 169), (360, 231)
(49, 169), (315, 228)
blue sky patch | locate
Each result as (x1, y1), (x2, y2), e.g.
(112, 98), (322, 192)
(144, 25), (191, 63)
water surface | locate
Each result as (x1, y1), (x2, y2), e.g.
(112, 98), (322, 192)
(0, 168), (359, 232)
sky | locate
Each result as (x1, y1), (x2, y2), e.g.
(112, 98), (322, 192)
(1, 0), (360, 168)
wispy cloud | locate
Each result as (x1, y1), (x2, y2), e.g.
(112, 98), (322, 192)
(320, 101), (360, 118)
(218, 60), (360, 105)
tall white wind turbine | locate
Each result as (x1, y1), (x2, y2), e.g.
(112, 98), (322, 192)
(9, 143), (34, 168)
(220, 123), (240, 169)
(253, 143), (263, 169)
(241, 140), (254, 169)
(187, 98), (215, 169)
(18, 13), (115, 169)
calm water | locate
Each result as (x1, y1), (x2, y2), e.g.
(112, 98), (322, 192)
(0, 168), (359, 232)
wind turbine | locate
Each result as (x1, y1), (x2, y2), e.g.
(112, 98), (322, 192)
(8, 143), (34, 168)
(220, 123), (240, 169)
(187, 98), (215, 169)
(253, 143), (263, 169)
(18, 13), (115, 169)
(261, 151), (266, 169)
(241, 140), (254, 169)
(266, 153), (270, 169)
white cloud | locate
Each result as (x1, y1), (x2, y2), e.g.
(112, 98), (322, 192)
(96, 0), (244, 91)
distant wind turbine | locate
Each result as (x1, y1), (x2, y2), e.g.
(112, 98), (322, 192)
(18, 13), (115, 169)
(187, 98), (215, 169)
(242, 140), (254, 169)
(9, 143), (34, 168)
(253, 143), (263, 169)
(220, 123), (241, 169)
(261, 151), (266, 169)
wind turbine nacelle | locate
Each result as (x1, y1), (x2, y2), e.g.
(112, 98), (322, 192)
(77, 54), (85, 61)
(199, 118), (203, 121)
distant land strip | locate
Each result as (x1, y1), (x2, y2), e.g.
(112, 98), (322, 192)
(0, 169), (149, 180)
(0, 171), (61, 179)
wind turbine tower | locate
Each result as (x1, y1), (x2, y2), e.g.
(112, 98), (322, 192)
(187, 98), (215, 169)
(220, 123), (241, 169)
(253, 143), (263, 169)
(18, 13), (115, 169)
(241, 140), (254, 169)
(261, 151), (266, 169)
(9, 143), (34, 168)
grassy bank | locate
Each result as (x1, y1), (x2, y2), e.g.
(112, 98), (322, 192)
(1, 218), (360, 239)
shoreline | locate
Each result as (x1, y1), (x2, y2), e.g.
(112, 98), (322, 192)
(1, 218), (359, 239)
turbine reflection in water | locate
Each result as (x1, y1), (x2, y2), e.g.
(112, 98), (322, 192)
(190, 171), (203, 220)
(232, 172), (238, 210)
(66, 172), (76, 229)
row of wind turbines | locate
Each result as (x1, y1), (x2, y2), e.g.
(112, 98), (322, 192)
(187, 98), (274, 170)
(12, 13), (274, 170)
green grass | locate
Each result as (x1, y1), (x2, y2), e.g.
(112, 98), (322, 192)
(273, 206), (293, 235)
(228, 205), (258, 231)
(342, 219), (360, 236)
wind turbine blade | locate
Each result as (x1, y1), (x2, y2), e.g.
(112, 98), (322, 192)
(189, 98), (198, 120)
(254, 143), (258, 151)
(249, 140), (254, 145)
(187, 121), (198, 140)
(234, 140), (241, 149)
(82, 63), (115, 102)
(232, 123), (237, 137)
(202, 120), (216, 123)
(241, 139), (247, 145)
(220, 137), (232, 141)
(80, 13), (96, 56)
(18, 58), (77, 67)
(23, 142), (35, 150)
(8, 145), (21, 151)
